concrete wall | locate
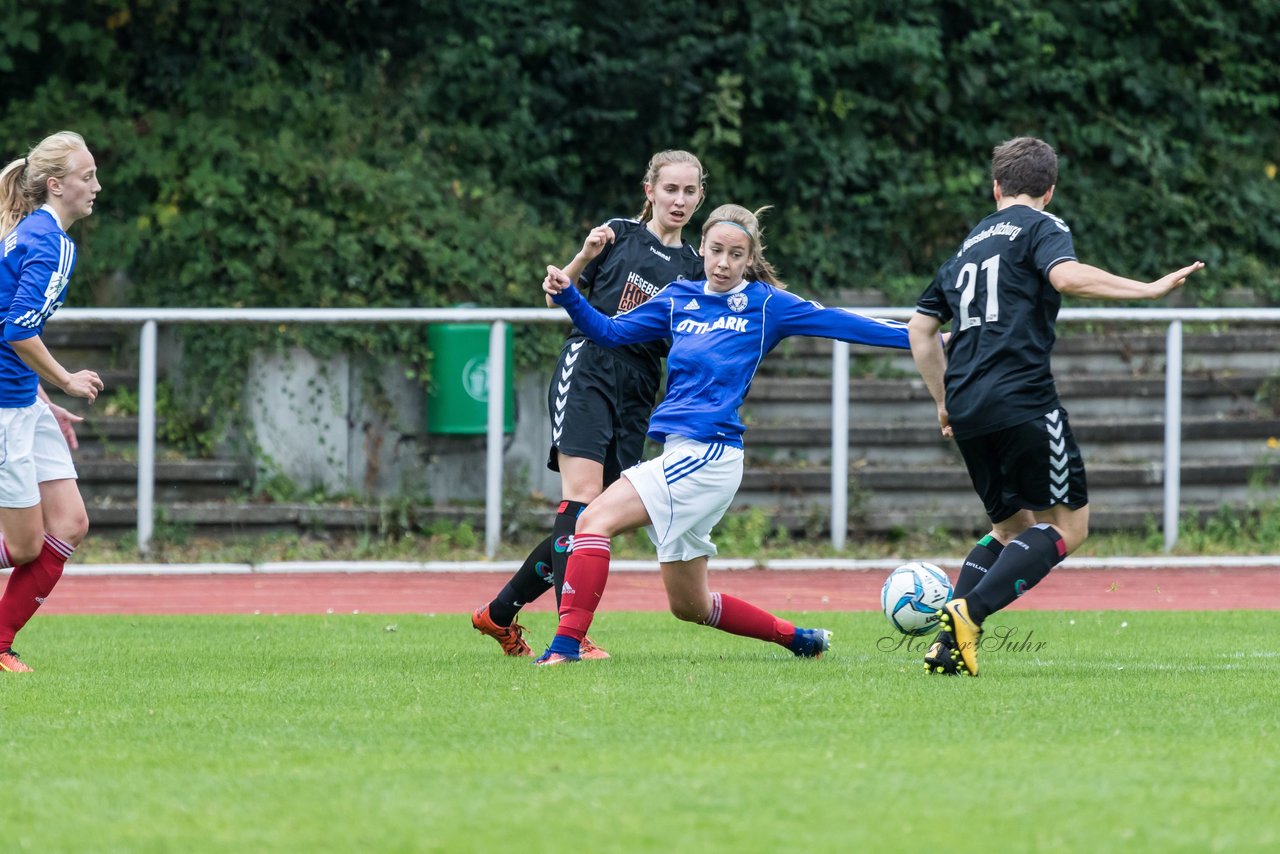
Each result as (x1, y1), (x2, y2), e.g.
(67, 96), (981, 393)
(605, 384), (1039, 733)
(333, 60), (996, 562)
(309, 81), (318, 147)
(245, 348), (558, 502)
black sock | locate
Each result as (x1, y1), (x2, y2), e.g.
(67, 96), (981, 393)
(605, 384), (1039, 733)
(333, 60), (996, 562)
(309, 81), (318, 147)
(965, 523), (1066, 624)
(551, 500), (590, 609)
(954, 534), (1005, 599)
(488, 533), (555, 627)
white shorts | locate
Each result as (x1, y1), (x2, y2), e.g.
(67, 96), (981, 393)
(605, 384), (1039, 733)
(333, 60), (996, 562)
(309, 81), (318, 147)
(0, 400), (78, 509)
(622, 435), (744, 562)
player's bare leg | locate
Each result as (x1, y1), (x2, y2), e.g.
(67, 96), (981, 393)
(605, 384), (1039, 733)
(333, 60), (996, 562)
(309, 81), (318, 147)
(662, 556), (829, 657)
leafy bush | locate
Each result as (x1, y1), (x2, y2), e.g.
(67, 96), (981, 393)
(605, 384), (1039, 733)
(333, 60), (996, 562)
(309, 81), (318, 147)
(2, 0), (1277, 449)
(6, 0), (1278, 310)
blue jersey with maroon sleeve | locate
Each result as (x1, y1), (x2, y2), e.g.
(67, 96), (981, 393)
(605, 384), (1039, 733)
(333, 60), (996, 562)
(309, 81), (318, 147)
(553, 278), (909, 446)
(0, 208), (77, 407)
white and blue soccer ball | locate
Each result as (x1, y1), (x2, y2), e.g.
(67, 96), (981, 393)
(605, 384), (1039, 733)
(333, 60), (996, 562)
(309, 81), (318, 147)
(881, 561), (954, 636)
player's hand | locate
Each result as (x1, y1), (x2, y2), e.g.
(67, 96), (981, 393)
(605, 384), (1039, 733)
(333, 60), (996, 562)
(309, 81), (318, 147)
(47, 401), (83, 450)
(1151, 260), (1205, 297)
(543, 265), (572, 296)
(936, 404), (953, 439)
(63, 370), (104, 404)
(578, 224), (616, 262)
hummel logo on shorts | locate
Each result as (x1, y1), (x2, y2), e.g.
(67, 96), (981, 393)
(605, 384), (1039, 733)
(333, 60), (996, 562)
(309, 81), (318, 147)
(684, 299), (700, 310)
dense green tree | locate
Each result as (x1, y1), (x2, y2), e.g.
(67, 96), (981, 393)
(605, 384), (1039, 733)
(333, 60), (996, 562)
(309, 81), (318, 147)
(1, 0), (1276, 311)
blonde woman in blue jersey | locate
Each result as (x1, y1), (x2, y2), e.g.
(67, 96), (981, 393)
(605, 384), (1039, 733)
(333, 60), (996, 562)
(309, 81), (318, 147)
(471, 150), (705, 659)
(534, 204), (913, 665)
(0, 131), (105, 672)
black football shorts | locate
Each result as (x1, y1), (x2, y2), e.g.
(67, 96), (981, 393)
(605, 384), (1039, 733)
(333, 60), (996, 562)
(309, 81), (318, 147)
(955, 407), (1089, 524)
(546, 338), (660, 486)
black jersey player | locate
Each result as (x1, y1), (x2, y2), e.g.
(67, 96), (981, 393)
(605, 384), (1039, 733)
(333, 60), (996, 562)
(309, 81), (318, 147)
(908, 136), (1203, 676)
(472, 150), (705, 657)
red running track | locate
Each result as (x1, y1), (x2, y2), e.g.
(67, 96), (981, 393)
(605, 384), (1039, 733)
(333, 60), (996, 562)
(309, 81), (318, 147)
(36, 565), (1280, 616)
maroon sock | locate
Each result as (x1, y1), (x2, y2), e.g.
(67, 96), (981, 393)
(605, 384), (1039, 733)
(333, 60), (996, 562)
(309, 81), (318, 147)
(703, 592), (796, 648)
(0, 534), (72, 649)
(556, 534), (611, 643)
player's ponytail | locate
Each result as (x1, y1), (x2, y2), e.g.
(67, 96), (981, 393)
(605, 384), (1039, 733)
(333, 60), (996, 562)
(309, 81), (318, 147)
(0, 159), (30, 239)
(700, 203), (788, 290)
(637, 149), (706, 224)
(0, 131), (89, 238)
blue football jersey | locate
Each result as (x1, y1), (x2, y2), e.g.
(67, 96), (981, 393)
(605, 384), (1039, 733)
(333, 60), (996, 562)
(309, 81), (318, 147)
(553, 278), (909, 446)
(1, 208), (77, 407)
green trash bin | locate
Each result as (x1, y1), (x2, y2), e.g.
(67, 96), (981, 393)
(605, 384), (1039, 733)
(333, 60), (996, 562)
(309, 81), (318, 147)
(426, 323), (515, 434)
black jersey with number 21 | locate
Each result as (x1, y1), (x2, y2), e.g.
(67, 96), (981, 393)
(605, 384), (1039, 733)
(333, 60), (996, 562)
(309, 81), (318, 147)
(915, 204), (1077, 440)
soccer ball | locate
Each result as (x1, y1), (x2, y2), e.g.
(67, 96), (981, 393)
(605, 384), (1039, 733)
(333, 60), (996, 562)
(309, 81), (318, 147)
(881, 561), (954, 636)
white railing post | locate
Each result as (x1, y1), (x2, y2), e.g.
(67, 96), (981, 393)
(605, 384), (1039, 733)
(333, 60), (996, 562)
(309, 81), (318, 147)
(831, 341), (850, 550)
(484, 321), (507, 558)
(136, 320), (158, 555)
(1163, 320), (1183, 552)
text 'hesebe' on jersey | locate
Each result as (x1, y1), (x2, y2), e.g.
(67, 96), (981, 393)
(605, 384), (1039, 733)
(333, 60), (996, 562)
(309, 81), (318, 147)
(915, 205), (1077, 440)
(573, 217), (703, 375)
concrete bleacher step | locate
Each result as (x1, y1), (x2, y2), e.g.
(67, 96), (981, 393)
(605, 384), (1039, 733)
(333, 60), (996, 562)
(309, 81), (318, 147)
(760, 327), (1280, 376)
(41, 323), (133, 364)
(745, 415), (1280, 465)
(744, 373), (1271, 421)
(42, 322), (258, 523)
(77, 459), (254, 503)
(761, 503), (1237, 536)
(40, 323), (135, 395)
(45, 367), (141, 411)
(740, 459), (1280, 498)
(66, 416), (148, 457)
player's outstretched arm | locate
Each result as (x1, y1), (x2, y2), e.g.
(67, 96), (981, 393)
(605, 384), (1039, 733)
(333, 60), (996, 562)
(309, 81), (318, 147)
(774, 294), (911, 350)
(908, 312), (952, 439)
(9, 336), (104, 403)
(1049, 260), (1205, 300)
(545, 266), (668, 348)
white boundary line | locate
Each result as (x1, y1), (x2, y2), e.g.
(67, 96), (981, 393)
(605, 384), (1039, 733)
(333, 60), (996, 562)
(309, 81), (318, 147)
(67, 563), (256, 576)
(53, 555), (1280, 576)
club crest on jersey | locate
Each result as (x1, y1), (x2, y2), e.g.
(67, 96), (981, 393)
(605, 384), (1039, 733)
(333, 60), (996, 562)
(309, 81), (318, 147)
(727, 293), (747, 312)
(45, 271), (69, 298)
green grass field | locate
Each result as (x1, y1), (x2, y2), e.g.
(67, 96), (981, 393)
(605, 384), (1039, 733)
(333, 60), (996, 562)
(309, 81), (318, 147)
(3, 610), (1277, 852)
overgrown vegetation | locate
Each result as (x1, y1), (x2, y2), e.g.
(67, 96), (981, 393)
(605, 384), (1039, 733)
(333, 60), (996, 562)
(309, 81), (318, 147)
(4, 1), (1277, 313)
(2, 0), (1277, 508)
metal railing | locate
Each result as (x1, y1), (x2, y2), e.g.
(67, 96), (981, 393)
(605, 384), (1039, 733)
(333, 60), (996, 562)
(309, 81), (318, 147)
(55, 306), (1280, 556)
